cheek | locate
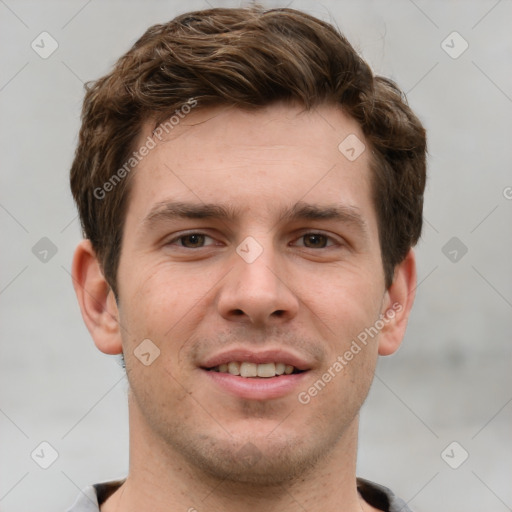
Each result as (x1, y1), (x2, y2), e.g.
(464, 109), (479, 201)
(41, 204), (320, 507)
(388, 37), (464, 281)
(308, 268), (383, 339)
(121, 262), (207, 324)
(324, 330), (379, 409)
(117, 262), (217, 376)
(303, 268), (383, 404)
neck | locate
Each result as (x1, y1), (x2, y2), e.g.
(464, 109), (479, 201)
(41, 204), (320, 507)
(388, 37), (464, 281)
(102, 395), (369, 512)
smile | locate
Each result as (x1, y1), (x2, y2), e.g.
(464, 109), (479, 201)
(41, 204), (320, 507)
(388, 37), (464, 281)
(207, 361), (304, 378)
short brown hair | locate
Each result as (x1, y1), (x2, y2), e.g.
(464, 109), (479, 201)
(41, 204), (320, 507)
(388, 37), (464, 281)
(70, 6), (426, 295)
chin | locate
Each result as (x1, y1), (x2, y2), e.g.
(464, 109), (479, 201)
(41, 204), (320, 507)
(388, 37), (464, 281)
(171, 432), (331, 486)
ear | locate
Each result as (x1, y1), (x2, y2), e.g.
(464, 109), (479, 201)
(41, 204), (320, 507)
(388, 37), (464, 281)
(71, 239), (123, 355)
(378, 249), (417, 356)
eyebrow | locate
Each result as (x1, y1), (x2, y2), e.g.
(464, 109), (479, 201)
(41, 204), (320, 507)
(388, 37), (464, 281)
(142, 200), (368, 236)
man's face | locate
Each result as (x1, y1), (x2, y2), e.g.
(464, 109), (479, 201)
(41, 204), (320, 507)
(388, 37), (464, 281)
(115, 102), (388, 483)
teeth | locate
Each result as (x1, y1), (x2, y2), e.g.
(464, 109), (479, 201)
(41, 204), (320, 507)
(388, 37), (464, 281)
(227, 362), (240, 375)
(240, 362), (258, 377)
(210, 361), (299, 378)
(257, 362), (275, 378)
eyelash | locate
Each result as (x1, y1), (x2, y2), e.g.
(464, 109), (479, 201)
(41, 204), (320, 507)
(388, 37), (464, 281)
(166, 231), (340, 249)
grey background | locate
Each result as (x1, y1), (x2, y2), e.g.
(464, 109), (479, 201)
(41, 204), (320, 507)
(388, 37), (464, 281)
(1, 0), (511, 511)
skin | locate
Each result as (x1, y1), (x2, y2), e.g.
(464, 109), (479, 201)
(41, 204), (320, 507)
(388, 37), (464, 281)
(72, 102), (416, 512)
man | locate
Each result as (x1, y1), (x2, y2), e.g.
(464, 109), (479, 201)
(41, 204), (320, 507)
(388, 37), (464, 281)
(68, 5), (426, 512)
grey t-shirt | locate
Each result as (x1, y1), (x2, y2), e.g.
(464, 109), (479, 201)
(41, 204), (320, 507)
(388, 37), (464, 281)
(66, 478), (413, 511)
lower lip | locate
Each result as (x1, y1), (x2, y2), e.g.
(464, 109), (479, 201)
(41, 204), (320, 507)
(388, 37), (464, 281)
(202, 369), (309, 400)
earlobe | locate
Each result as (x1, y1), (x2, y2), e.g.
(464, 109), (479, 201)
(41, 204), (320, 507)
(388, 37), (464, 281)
(378, 249), (417, 356)
(71, 239), (123, 355)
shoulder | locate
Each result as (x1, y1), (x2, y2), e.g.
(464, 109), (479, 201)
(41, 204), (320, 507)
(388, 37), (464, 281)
(66, 479), (125, 512)
(357, 478), (413, 512)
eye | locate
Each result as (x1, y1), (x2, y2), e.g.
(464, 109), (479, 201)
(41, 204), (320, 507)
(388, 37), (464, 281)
(168, 232), (216, 248)
(293, 233), (337, 249)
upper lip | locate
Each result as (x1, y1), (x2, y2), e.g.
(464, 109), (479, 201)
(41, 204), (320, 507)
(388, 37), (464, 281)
(201, 348), (313, 371)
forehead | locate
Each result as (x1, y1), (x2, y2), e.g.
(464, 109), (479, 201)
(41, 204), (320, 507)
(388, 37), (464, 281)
(126, 102), (376, 229)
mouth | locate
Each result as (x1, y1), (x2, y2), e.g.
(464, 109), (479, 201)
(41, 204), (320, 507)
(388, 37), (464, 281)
(204, 361), (306, 378)
(201, 361), (309, 401)
(199, 349), (312, 400)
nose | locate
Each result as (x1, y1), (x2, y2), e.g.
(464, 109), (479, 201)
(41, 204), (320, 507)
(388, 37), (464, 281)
(216, 238), (300, 326)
